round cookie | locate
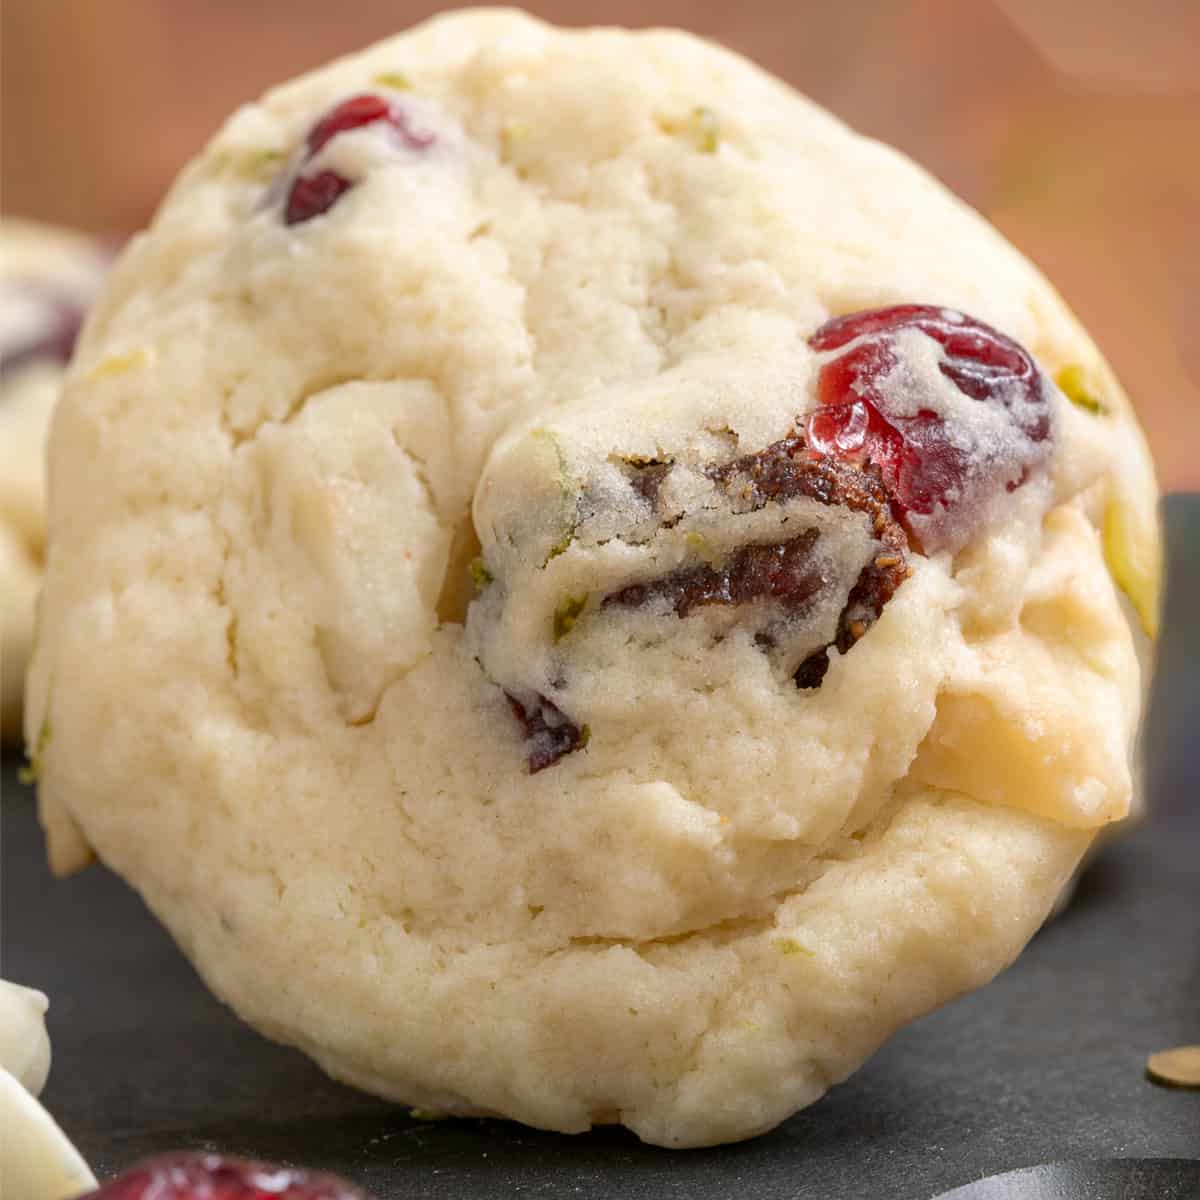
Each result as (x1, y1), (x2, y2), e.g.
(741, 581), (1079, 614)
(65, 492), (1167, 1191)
(29, 10), (1158, 1147)
(1, 220), (108, 738)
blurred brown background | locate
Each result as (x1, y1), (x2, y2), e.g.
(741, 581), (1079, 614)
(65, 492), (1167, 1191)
(3, 0), (1197, 488)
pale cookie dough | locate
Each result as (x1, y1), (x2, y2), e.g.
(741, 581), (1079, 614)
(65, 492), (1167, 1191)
(29, 10), (1159, 1147)
(1, 220), (108, 738)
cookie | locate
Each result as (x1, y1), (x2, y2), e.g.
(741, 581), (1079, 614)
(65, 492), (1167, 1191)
(28, 10), (1159, 1147)
(1, 220), (108, 737)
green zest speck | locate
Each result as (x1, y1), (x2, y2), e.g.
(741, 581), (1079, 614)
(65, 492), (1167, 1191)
(659, 106), (721, 154)
(469, 557), (493, 590)
(545, 526), (576, 562)
(18, 716), (51, 786)
(690, 106), (721, 153)
(1055, 364), (1107, 415)
(240, 148), (284, 179)
(553, 594), (588, 642)
(409, 1107), (449, 1122)
(777, 937), (814, 957)
(373, 71), (413, 91)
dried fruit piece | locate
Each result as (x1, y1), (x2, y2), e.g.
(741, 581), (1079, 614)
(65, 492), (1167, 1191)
(606, 529), (823, 618)
(505, 692), (588, 773)
(625, 459), (673, 507)
(807, 305), (1051, 551)
(599, 438), (908, 689)
(86, 1152), (372, 1199)
(707, 435), (910, 686)
(284, 94), (436, 225)
(285, 170), (355, 226)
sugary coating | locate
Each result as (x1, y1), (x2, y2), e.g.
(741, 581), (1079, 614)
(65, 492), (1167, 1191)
(1, 220), (108, 737)
(29, 9), (1158, 1147)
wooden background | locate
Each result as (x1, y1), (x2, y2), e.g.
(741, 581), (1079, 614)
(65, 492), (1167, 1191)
(3, 0), (1196, 488)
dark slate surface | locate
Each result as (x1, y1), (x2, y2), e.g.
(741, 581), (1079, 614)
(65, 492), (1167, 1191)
(4, 495), (1198, 1199)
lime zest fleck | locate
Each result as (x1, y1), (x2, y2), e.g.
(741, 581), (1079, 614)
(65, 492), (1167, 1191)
(88, 347), (151, 381)
(690, 106), (721, 153)
(409, 1107), (449, 1122)
(500, 120), (532, 162)
(18, 716), (51, 786)
(211, 147), (285, 180)
(1103, 496), (1160, 638)
(579, 723), (591, 749)
(659, 106), (721, 153)
(1055, 364), (1108, 415)
(777, 937), (814, 958)
(553, 594), (588, 642)
(545, 526), (576, 562)
(239, 148), (285, 179)
(372, 70), (413, 91)
(529, 429), (578, 564)
(469, 557), (493, 591)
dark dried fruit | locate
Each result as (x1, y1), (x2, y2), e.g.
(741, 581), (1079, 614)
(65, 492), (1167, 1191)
(0, 287), (86, 380)
(625, 460), (673, 507)
(604, 436), (908, 689)
(284, 169), (354, 225)
(606, 529), (822, 617)
(807, 305), (1050, 550)
(86, 1152), (371, 1199)
(284, 93), (436, 225)
(506, 692), (588, 773)
(709, 435), (909, 685)
(304, 94), (394, 156)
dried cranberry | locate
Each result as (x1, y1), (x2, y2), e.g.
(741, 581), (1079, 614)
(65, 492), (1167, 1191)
(506, 691), (587, 773)
(305, 95), (394, 156)
(0, 286), (86, 379)
(284, 169), (355, 226)
(806, 305), (1050, 551)
(284, 94), (436, 226)
(86, 1152), (371, 1199)
(284, 169), (354, 225)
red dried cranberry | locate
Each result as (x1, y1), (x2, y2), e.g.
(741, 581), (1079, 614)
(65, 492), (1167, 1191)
(86, 1152), (371, 1200)
(305, 95), (395, 156)
(284, 93), (436, 226)
(284, 169), (355, 225)
(806, 305), (1050, 550)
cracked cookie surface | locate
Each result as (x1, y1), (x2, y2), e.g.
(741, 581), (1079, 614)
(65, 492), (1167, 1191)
(30, 9), (1157, 1147)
